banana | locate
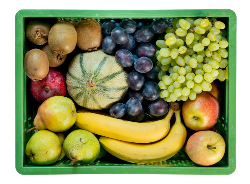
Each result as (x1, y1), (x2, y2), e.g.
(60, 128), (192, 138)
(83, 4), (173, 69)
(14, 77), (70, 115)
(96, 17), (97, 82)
(76, 108), (174, 143)
(99, 110), (187, 164)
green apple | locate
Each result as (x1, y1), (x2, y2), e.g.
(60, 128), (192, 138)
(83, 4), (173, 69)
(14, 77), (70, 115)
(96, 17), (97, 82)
(25, 130), (62, 165)
(185, 130), (226, 166)
(182, 91), (220, 131)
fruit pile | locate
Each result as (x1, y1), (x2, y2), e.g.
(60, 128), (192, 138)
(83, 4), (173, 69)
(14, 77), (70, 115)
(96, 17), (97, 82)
(23, 16), (228, 168)
(155, 17), (229, 102)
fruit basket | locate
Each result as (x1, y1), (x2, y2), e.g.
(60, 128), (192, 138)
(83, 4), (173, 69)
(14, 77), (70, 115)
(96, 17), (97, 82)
(15, 9), (236, 175)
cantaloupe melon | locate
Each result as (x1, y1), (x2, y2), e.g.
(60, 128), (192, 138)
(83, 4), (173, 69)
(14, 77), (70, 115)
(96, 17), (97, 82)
(66, 50), (128, 110)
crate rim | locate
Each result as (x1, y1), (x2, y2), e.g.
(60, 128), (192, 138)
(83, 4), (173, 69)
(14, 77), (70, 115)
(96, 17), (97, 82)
(15, 9), (236, 175)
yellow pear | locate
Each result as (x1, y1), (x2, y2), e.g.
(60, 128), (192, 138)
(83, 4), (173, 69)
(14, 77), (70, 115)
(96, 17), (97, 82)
(30, 96), (77, 132)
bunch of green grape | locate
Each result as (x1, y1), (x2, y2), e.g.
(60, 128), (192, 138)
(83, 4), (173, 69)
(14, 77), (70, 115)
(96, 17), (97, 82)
(155, 17), (229, 102)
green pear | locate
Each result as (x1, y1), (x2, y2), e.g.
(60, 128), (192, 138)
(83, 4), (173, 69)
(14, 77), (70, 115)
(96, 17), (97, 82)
(56, 133), (66, 160)
(29, 96), (77, 132)
(25, 130), (62, 165)
(63, 129), (100, 165)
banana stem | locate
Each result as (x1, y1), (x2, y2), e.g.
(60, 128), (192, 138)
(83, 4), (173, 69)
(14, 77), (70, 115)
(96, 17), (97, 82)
(170, 102), (181, 111)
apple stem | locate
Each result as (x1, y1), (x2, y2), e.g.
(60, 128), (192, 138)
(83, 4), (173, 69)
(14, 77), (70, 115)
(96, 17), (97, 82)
(193, 116), (198, 120)
(207, 145), (216, 150)
(27, 127), (36, 133)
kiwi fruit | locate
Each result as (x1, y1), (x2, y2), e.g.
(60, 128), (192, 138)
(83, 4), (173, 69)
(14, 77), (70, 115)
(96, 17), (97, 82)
(41, 44), (67, 67)
(48, 21), (77, 55)
(75, 19), (103, 51)
(24, 49), (49, 81)
(26, 20), (52, 45)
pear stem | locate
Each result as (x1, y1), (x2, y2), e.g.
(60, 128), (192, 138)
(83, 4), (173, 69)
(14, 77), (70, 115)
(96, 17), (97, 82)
(27, 127), (36, 133)
(71, 159), (77, 165)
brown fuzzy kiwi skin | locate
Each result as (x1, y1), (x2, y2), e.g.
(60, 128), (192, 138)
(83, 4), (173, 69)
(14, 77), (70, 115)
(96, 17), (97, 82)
(41, 44), (67, 67)
(48, 22), (77, 55)
(75, 19), (103, 51)
(26, 20), (52, 45)
(24, 49), (49, 81)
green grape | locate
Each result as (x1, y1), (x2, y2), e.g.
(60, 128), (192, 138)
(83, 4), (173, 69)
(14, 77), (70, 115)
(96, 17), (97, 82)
(186, 48), (195, 55)
(211, 69), (219, 78)
(186, 33), (194, 45)
(204, 22), (212, 31)
(192, 53), (197, 59)
(182, 87), (191, 96)
(176, 28), (187, 37)
(161, 64), (170, 71)
(217, 69), (225, 81)
(176, 39), (184, 47)
(218, 48), (228, 58)
(161, 57), (172, 65)
(185, 17), (195, 27)
(156, 60), (162, 68)
(174, 88), (182, 97)
(158, 81), (167, 89)
(165, 36), (177, 45)
(178, 67), (186, 75)
(202, 37), (210, 46)
(220, 59), (228, 68)
(189, 58), (198, 68)
(200, 19), (209, 28)
(186, 72), (195, 80)
(165, 96), (171, 102)
(207, 32), (216, 41)
(156, 40), (168, 48)
(215, 21), (225, 29)
(194, 74), (203, 83)
(186, 80), (194, 89)
(201, 81), (210, 91)
(203, 64), (212, 73)
(168, 85), (175, 92)
(159, 48), (171, 57)
(170, 59), (177, 67)
(169, 67), (174, 74)
(173, 81), (181, 88)
(205, 49), (213, 57)
(166, 27), (175, 33)
(193, 83), (202, 93)
(194, 26), (206, 34)
(197, 63), (204, 69)
(197, 50), (205, 57)
(208, 43), (220, 51)
(157, 54), (163, 62)
(212, 52), (221, 62)
(210, 17), (217, 25)
(196, 55), (204, 63)
(165, 33), (175, 40)
(215, 34), (222, 43)
(204, 73), (213, 82)
(177, 75), (185, 83)
(208, 60), (220, 69)
(219, 40), (229, 48)
(170, 93), (177, 102)
(173, 65), (180, 73)
(194, 18), (202, 26)
(189, 90), (197, 100)
(184, 55), (191, 64)
(170, 48), (179, 59)
(193, 43), (204, 52)
(178, 46), (187, 54)
(158, 70), (166, 80)
(175, 56), (185, 66)
(154, 66), (161, 72)
(161, 90), (169, 97)
(171, 72), (179, 81)
(172, 18), (180, 30)
(210, 27), (220, 35)
(179, 19), (190, 30)
(185, 65), (192, 73)
(195, 68), (204, 75)
(162, 75), (173, 85)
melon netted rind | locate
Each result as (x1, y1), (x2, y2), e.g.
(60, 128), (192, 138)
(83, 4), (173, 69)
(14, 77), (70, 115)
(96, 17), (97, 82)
(66, 50), (128, 110)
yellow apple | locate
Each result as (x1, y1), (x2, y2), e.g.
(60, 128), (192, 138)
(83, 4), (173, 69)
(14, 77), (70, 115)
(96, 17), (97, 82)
(185, 130), (226, 166)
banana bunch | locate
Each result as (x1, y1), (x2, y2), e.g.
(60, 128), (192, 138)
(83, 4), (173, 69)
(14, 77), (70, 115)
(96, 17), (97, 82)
(76, 105), (187, 164)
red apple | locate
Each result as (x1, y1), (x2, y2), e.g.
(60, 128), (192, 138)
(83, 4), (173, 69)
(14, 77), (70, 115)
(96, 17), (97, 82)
(182, 91), (219, 131)
(185, 130), (226, 166)
(30, 68), (66, 103)
(209, 80), (221, 101)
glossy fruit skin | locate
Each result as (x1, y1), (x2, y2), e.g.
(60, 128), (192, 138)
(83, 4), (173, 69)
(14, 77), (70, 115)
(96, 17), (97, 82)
(102, 36), (117, 55)
(30, 68), (66, 103)
(145, 68), (158, 81)
(111, 27), (129, 44)
(115, 49), (134, 67)
(151, 18), (169, 34)
(128, 89), (144, 103)
(134, 57), (153, 73)
(182, 91), (220, 131)
(136, 43), (156, 58)
(147, 99), (169, 117)
(134, 26), (155, 43)
(142, 81), (160, 101)
(119, 34), (136, 52)
(127, 71), (145, 91)
(102, 20), (119, 36)
(125, 97), (143, 116)
(120, 18), (137, 34)
(109, 103), (126, 118)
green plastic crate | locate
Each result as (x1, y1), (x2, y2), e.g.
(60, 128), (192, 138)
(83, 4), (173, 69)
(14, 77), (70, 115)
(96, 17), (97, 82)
(15, 9), (236, 175)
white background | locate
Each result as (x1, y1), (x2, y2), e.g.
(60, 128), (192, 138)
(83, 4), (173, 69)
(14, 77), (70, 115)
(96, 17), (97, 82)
(2, 0), (245, 183)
